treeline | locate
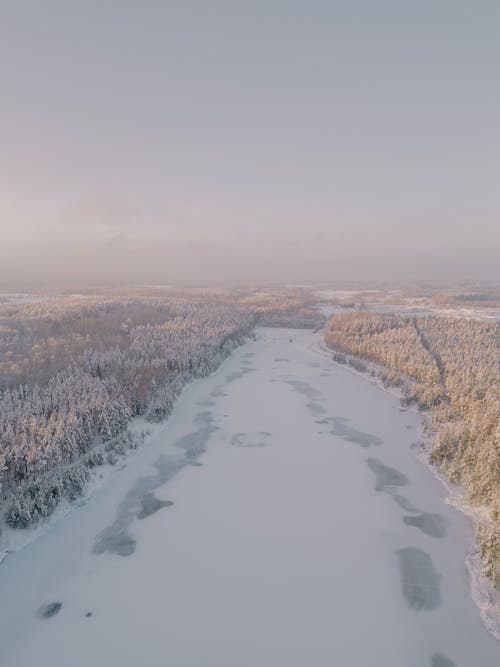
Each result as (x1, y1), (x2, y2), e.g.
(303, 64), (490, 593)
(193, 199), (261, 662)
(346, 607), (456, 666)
(0, 290), (321, 533)
(325, 312), (500, 588)
(0, 290), (322, 391)
(0, 297), (256, 530)
(239, 291), (325, 329)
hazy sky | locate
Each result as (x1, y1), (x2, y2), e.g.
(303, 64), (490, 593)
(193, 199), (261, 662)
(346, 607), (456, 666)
(1, 1), (499, 285)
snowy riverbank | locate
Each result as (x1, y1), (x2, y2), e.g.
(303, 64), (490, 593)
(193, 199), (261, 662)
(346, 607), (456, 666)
(0, 328), (498, 666)
(310, 334), (500, 640)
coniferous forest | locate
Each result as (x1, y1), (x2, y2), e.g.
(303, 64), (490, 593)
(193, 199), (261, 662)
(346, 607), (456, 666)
(325, 312), (500, 587)
(0, 291), (321, 531)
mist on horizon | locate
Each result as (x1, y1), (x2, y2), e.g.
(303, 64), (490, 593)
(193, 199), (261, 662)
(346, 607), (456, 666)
(1, 1), (499, 285)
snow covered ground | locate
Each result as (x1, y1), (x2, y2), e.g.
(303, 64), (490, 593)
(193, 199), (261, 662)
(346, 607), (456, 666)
(0, 328), (498, 666)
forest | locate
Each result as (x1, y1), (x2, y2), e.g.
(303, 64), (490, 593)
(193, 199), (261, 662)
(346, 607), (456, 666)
(0, 290), (323, 533)
(325, 312), (500, 588)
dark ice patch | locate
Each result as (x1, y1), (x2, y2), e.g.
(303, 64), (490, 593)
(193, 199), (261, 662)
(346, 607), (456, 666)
(138, 493), (174, 519)
(404, 513), (446, 538)
(307, 402), (326, 417)
(94, 529), (136, 556)
(366, 458), (409, 491)
(392, 494), (420, 513)
(174, 411), (218, 460)
(109, 531), (136, 556)
(194, 410), (212, 423)
(93, 453), (187, 557)
(283, 379), (322, 400)
(197, 399), (215, 407)
(226, 366), (254, 383)
(231, 431), (271, 448)
(396, 547), (443, 611)
(330, 418), (383, 447)
(38, 602), (62, 619)
(211, 385), (228, 398)
(85, 612), (93, 618)
(431, 654), (456, 667)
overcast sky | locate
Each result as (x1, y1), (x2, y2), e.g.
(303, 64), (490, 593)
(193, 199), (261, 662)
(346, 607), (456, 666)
(1, 1), (499, 285)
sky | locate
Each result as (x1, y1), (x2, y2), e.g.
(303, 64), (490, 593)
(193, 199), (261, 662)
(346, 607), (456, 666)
(1, 1), (499, 285)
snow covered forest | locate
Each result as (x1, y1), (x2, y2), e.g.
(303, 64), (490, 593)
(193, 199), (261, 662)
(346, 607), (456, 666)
(0, 290), (322, 531)
(325, 312), (500, 588)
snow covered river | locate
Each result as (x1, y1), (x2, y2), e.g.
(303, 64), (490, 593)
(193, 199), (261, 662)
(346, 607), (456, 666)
(0, 329), (498, 666)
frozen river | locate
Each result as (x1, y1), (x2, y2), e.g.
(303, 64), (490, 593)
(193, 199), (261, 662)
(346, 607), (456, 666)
(0, 329), (498, 666)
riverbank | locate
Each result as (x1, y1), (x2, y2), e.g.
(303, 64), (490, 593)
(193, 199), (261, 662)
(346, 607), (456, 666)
(311, 333), (500, 640)
(0, 329), (498, 666)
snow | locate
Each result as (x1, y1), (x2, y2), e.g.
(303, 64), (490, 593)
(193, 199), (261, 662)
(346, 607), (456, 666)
(313, 288), (500, 322)
(0, 328), (498, 666)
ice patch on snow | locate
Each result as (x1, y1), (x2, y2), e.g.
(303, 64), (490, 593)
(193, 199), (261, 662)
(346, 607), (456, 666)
(226, 366), (254, 382)
(330, 417), (383, 447)
(173, 411), (217, 460)
(431, 653), (456, 667)
(37, 602), (62, 619)
(403, 513), (446, 538)
(367, 458), (409, 491)
(211, 385), (228, 398)
(306, 402), (326, 416)
(137, 493), (174, 520)
(396, 547), (443, 611)
(392, 494), (420, 512)
(93, 454), (186, 556)
(283, 378), (322, 400)
(230, 432), (272, 448)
